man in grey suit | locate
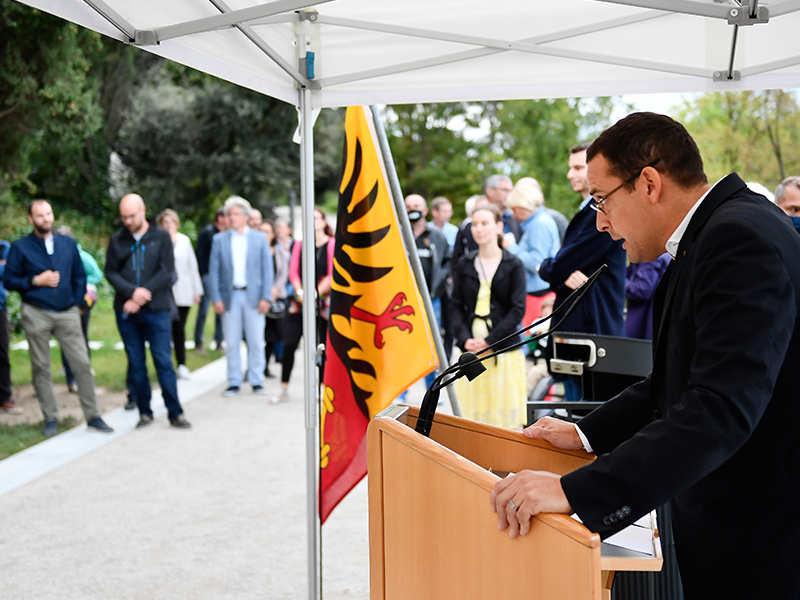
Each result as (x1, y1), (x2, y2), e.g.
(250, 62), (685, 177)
(209, 196), (274, 396)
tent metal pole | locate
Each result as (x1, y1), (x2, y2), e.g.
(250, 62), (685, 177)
(300, 87), (321, 600)
(369, 105), (461, 417)
(82, 0), (135, 39)
(144, 0), (336, 42)
(727, 24), (740, 79)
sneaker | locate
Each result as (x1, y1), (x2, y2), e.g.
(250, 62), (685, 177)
(87, 416), (114, 434)
(43, 420), (58, 438)
(177, 364), (191, 379)
(252, 384), (269, 395)
(0, 400), (23, 415)
(222, 386), (240, 397)
(269, 390), (289, 405)
(124, 399), (137, 411)
(67, 380), (79, 394)
(169, 415), (192, 429)
(136, 414), (154, 428)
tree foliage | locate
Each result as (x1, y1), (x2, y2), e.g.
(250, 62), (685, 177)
(0, 1), (344, 229)
(0, 2), (109, 210)
(680, 90), (800, 190)
(384, 98), (619, 219)
(114, 64), (345, 223)
(384, 103), (486, 214)
(488, 97), (618, 217)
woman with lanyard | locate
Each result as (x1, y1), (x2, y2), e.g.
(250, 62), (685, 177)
(273, 208), (334, 404)
(450, 203), (527, 429)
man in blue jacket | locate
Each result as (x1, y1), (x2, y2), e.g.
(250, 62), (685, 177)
(106, 194), (191, 430)
(208, 196), (273, 396)
(4, 200), (112, 437)
(538, 143), (627, 400)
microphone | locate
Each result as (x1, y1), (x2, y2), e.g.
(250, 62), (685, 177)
(414, 264), (607, 437)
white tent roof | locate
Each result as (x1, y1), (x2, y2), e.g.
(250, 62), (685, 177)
(17, 0), (800, 107)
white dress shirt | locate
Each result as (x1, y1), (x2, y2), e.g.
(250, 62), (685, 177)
(573, 178), (722, 453)
(231, 227), (249, 289)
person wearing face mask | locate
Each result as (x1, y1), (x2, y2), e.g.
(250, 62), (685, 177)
(774, 176), (800, 234)
(404, 194), (451, 388)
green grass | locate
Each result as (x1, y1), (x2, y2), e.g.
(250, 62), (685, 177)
(0, 417), (79, 460)
(9, 301), (225, 391)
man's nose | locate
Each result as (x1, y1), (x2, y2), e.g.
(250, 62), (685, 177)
(595, 210), (611, 233)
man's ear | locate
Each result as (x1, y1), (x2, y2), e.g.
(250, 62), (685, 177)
(641, 166), (662, 205)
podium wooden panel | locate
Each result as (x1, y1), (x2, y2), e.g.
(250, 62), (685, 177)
(367, 406), (662, 600)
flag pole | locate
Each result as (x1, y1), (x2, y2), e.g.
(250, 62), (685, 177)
(369, 105), (461, 417)
(300, 88), (321, 600)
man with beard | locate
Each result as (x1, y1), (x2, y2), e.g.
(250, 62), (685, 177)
(4, 200), (113, 437)
(105, 194), (191, 430)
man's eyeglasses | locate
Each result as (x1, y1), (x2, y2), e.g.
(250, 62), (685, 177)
(589, 159), (661, 214)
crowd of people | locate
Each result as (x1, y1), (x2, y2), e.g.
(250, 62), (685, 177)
(0, 193), (316, 435)
(3, 149), (800, 440)
(404, 146), (800, 431)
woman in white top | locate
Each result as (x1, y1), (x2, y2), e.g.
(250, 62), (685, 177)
(158, 209), (204, 379)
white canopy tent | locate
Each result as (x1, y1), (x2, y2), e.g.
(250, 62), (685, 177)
(15, 0), (800, 107)
(14, 1), (800, 598)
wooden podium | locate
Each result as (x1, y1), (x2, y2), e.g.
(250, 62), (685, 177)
(367, 406), (662, 600)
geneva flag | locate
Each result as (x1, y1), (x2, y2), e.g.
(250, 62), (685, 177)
(320, 106), (437, 523)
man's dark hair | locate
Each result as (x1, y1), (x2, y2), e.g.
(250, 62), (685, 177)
(28, 199), (51, 215)
(215, 206), (227, 220)
(570, 142), (592, 154)
(587, 112), (707, 190)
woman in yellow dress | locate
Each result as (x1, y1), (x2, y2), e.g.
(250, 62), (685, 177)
(451, 204), (528, 429)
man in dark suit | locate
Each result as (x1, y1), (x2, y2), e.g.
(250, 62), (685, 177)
(490, 112), (800, 598)
(194, 206), (229, 353)
(538, 143), (626, 400)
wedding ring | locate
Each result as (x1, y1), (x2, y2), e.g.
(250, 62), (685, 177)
(508, 499), (519, 512)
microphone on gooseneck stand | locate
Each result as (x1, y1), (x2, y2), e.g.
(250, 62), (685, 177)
(414, 264), (608, 437)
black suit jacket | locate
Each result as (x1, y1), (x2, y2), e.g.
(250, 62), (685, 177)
(538, 202), (626, 336)
(560, 174), (800, 597)
(450, 249), (526, 352)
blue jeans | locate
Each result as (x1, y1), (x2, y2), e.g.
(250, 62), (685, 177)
(116, 309), (183, 420)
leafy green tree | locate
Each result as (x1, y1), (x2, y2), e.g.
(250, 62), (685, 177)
(115, 65), (344, 223)
(0, 2), (118, 214)
(382, 99), (620, 220)
(680, 90), (800, 190)
(383, 103), (486, 217)
(489, 97), (618, 218)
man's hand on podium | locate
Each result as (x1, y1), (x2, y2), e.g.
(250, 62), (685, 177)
(490, 471), (573, 539)
(522, 416), (583, 450)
